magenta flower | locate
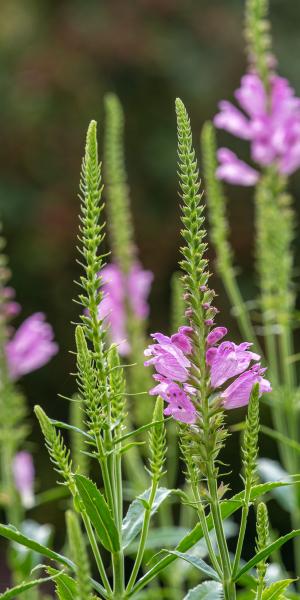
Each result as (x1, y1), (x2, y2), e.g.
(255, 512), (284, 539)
(214, 73), (300, 185)
(6, 313), (58, 380)
(98, 262), (153, 355)
(221, 364), (272, 409)
(145, 321), (271, 422)
(216, 149), (259, 186)
(207, 326), (228, 346)
(150, 381), (196, 424)
(144, 326), (196, 424)
(13, 451), (35, 508)
(206, 341), (260, 388)
(144, 327), (193, 382)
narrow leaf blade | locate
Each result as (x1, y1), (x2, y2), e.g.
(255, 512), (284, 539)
(165, 550), (220, 581)
(75, 474), (120, 552)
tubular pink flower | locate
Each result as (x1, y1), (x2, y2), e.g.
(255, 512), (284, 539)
(149, 379), (196, 424)
(98, 262), (153, 355)
(206, 341), (260, 388)
(144, 328), (192, 382)
(221, 364), (272, 409)
(214, 101), (252, 139)
(207, 326), (228, 346)
(216, 149), (259, 186)
(215, 72), (300, 183)
(13, 451), (35, 508)
(6, 313), (58, 380)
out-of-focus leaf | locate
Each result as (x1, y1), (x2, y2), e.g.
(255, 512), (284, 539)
(258, 458), (294, 512)
(234, 531), (300, 581)
(122, 487), (173, 549)
(183, 581), (223, 599)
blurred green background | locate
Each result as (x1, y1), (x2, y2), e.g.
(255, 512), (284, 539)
(1, 0), (300, 585)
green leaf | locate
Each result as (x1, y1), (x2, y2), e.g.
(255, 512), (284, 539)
(113, 419), (171, 446)
(122, 487), (173, 549)
(0, 524), (73, 569)
(47, 568), (78, 600)
(129, 480), (296, 597)
(74, 474), (120, 552)
(50, 419), (94, 441)
(183, 581), (223, 599)
(258, 458), (294, 512)
(164, 550), (220, 581)
(261, 579), (295, 599)
(0, 570), (62, 599)
(0, 524), (106, 598)
(234, 531), (300, 581)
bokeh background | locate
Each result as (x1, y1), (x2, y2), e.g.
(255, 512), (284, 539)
(1, 0), (300, 586)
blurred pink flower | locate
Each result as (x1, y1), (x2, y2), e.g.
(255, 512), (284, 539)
(216, 149), (259, 186)
(214, 73), (300, 184)
(98, 262), (153, 355)
(13, 451), (35, 508)
(6, 313), (58, 380)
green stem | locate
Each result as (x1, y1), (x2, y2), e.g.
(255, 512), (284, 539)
(126, 480), (158, 593)
(192, 484), (222, 578)
(232, 480), (251, 578)
(113, 550), (125, 598)
(206, 466), (235, 600)
(81, 512), (112, 596)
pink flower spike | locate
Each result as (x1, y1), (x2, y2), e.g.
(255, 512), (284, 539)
(216, 148), (260, 186)
(13, 451), (35, 508)
(207, 326), (228, 346)
(6, 313), (58, 380)
(98, 262), (153, 355)
(221, 364), (272, 409)
(207, 340), (260, 388)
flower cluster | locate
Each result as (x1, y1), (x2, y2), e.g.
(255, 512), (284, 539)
(98, 262), (153, 355)
(214, 73), (300, 186)
(6, 312), (58, 380)
(206, 326), (271, 408)
(145, 324), (271, 423)
(144, 326), (196, 424)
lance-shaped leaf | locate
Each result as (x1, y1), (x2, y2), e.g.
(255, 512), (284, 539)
(164, 550), (221, 582)
(261, 578), (295, 599)
(183, 581), (223, 600)
(47, 568), (78, 600)
(129, 480), (297, 596)
(122, 487), (173, 549)
(0, 524), (73, 569)
(75, 474), (120, 552)
(0, 570), (62, 599)
(234, 530), (300, 581)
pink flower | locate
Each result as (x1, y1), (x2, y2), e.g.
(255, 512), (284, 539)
(13, 451), (35, 508)
(214, 73), (300, 184)
(221, 364), (272, 409)
(98, 262), (153, 356)
(216, 149), (259, 187)
(144, 327), (193, 382)
(207, 326), (228, 346)
(151, 381), (196, 424)
(6, 313), (58, 380)
(206, 341), (260, 388)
